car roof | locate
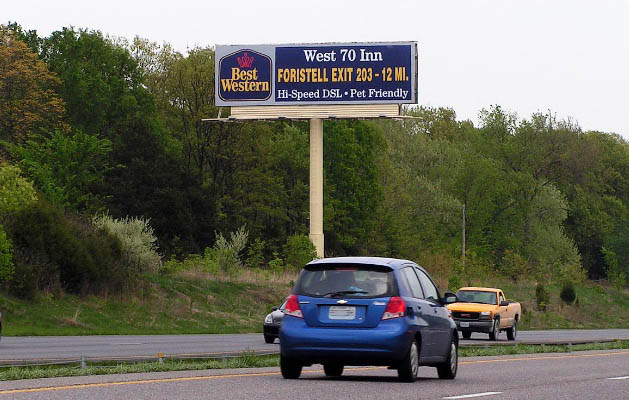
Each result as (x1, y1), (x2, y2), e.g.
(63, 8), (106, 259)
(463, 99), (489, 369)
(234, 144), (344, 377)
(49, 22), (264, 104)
(306, 256), (417, 270)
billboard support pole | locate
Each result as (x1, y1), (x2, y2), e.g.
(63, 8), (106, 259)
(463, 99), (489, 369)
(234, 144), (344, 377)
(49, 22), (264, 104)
(309, 118), (324, 258)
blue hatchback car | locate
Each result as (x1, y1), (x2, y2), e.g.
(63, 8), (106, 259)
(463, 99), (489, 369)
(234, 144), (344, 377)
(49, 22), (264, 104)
(279, 257), (459, 382)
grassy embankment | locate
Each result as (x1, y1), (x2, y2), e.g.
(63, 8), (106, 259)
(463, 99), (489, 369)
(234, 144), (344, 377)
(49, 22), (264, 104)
(0, 268), (628, 336)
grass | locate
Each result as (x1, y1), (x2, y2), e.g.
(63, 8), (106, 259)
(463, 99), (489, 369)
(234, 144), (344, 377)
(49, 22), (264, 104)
(0, 267), (628, 336)
(1, 341), (628, 381)
(0, 353), (280, 381)
(0, 268), (297, 336)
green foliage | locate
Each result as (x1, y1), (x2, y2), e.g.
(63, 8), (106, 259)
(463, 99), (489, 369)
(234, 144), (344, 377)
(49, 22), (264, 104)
(0, 164), (37, 215)
(246, 238), (266, 269)
(268, 252), (284, 275)
(323, 121), (384, 254)
(447, 260), (463, 292)
(535, 283), (550, 311)
(209, 226), (248, 274)
(8, 130), (112, 210)
(282, 235), (316, 270)
(602, 247), (627, 291)
(92, 214), (161, 273)
(500, 250), (527, 282)
(6, 201), (129, 296)
(0, 224), (14, 284)
(558, 262), (588, 285)
(560, 280), (577, 304)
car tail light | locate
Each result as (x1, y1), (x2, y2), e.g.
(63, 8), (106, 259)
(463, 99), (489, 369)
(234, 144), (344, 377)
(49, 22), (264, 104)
(284, 294), (303, 318)
(382, 296), (406, 320)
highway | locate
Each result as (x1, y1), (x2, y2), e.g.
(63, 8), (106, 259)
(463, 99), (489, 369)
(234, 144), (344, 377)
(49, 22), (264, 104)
(0, 349), (627, 399)
(1, 329), (629, 364)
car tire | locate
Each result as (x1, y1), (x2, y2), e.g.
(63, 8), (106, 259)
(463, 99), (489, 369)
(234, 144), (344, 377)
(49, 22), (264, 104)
(264, 334), (275, 344)
(462, 330), (472, 339)
(323, 363), (344, 377)
(437, 336), (458, 379)
(507, 319), (517, 341)
(397, 339), (420, 382)
(280, 355), (302, 379)
(488, 318), (500, 341)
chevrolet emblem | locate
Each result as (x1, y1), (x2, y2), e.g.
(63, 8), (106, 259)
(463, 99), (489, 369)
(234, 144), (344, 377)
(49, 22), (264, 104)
(336, 300), (348, 304)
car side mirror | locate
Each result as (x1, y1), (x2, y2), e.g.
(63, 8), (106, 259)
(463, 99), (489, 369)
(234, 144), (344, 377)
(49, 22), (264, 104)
(442, 292), (458, 304)
(500, 300), (509, 307)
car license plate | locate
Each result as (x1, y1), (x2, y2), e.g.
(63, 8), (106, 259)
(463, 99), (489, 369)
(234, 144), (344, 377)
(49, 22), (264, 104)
(329, 306), (356, 320)
(460, 322), (470, 328)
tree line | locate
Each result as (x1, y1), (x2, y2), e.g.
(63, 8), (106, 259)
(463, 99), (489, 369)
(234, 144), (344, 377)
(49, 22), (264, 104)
(0, 23), (627, 297)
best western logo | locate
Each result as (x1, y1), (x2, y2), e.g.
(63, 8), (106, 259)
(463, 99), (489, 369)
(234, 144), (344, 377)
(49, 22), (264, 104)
(218, 49), (271, 101)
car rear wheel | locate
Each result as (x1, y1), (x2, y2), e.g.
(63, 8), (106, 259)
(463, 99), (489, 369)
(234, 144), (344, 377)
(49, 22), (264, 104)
(507, 320), (517, 341)
(280, 355), (302, 379)
(461, 330), (472, 339)
(264, 334), (275, 344)
(488, 318), (500, 341)
(323, 363), (344, 377)
(397, 339), (420, 382)
(437, 337), (458, 379)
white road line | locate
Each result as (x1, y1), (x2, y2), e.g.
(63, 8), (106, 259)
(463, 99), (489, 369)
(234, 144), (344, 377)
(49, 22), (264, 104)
(443, 392), (503, 399)
(608, 376), (629, 380)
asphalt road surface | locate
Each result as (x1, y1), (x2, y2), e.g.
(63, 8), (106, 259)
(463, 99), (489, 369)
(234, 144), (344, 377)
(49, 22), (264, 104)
(1, 349), (627, 399)
(1, 329), (629, 363)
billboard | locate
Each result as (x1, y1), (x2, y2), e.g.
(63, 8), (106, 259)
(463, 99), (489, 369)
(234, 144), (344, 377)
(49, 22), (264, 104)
(215, 42), (417, 106)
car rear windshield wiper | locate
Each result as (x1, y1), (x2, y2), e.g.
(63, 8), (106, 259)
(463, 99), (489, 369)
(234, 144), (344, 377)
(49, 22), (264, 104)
(323, 290), (368, 298)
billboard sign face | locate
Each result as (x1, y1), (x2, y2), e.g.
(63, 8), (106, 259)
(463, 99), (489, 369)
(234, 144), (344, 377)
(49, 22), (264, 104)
(215, 42), (417, 106)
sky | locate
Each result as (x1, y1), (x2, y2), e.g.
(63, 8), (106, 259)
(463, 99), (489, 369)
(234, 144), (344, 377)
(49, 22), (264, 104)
(5, 0), (629, 138)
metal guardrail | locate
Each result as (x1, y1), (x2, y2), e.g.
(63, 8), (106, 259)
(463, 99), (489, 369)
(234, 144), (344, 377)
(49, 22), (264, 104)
(0, 339), (624, 368)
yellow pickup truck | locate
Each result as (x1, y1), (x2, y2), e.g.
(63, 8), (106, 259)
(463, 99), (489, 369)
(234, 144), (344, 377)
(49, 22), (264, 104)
(446, 287), (521, 340)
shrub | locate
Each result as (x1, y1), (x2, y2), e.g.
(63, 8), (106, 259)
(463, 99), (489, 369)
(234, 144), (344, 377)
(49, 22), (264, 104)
(500, 250), (527, 282)
(558, 262), (587, 285)
(535, 283), (550, 311)
(213, 226), (248, 273)
(282, 235), (316, 270)
(269, 252), (284, 274)
(560, 280), (576, 304)
(602, 247), (627, 291)
(0, 164), (37, 216)
(6, 201), (129, 296)
(0, 224), (14, 284)
(447, 260), (463, 292)
(93, 214), (161, 273)
(9, 262), (37, 300)
(246, 238), (266, 269)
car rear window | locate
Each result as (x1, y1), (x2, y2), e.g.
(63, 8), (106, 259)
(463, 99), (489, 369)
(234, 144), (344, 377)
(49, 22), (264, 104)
(294, 264), (397, 298)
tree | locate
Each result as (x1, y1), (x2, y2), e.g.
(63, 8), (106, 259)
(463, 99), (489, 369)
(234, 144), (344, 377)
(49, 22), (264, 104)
(8, 129), (112, 210)
(323, 121), (384, 255)
(39, 28), (151, 141)
(0, 164), (37, 216)
(0, 26), (65, 145)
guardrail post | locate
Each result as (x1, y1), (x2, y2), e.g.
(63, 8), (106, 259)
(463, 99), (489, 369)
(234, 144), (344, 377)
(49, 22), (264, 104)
(158, 352), (164, 364)
(80, 356), (86, 369)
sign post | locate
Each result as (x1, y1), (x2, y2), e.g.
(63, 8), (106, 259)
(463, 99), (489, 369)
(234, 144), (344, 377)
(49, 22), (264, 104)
(309, 118), (324, 257)
(212, 42), (418, 258)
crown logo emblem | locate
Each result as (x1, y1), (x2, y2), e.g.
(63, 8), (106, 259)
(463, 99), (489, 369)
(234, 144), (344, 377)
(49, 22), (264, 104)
(237, 52), (254, 68)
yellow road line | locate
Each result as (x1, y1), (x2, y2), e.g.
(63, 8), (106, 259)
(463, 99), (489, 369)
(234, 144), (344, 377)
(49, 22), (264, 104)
(1, 351), (627, 395)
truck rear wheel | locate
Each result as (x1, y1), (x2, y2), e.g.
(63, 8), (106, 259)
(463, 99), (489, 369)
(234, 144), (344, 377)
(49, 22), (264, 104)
(462, 331), (471, 339)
